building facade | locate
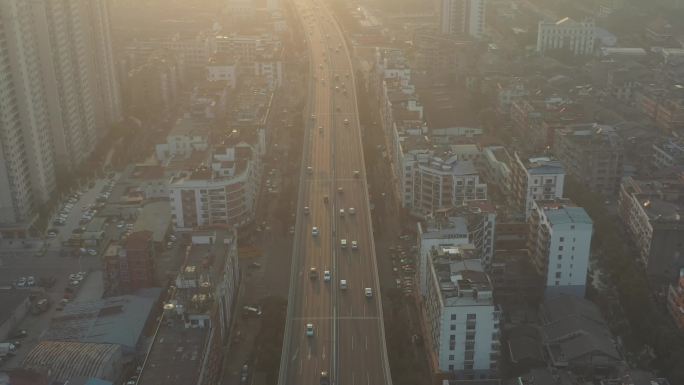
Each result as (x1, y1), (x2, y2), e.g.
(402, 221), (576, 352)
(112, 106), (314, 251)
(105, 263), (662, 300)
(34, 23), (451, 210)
(424, 248), (501, 378)
(553, 124), (624, 196)
(168, 143), (261, 231)
(528, 199), (593, 298)
(440, 0), (486, 39)
(667, 269), (684, 330)
(617, 177), (684, 279)
(0, 0), (57, 232)
(510, 153), (565, 220)
(536, 18), (596, 56)
(400, 147), (487, 217)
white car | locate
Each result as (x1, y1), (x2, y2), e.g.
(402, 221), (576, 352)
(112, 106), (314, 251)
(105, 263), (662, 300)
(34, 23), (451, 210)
(87, 249), (98, 256)
(304, 206), (310, 215)
(343, 118), (350, 125)
(351, 240), (358, 250)
(340, 239), (347, 248)
(306, 323), (315, 337)
(307, 166), (313, 174)
(312, 227), (319, 236)
(365, 288), (373, 298)
(323, 270), (331, 282)
(339, 209), (345, 216)
(27, 276), (35, 286)
(340, 280), (348, 290)
(16, 277), (27, 287)
(348, 207), (356, 215)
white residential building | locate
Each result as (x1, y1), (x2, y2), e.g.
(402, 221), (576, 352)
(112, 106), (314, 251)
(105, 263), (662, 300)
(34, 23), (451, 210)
(440, 0), (486, 39)
(168, 143), (261, 231)
(155, 116), (210, 163)
(528, 199), (593, 298)
(398, 142), (487, 217)
(510, 153), (565, 220)
(418, 202), (496, 296)
(424, 248), (501, 376)
(207, 56), (238, 88)
(536, 18), (596, 56)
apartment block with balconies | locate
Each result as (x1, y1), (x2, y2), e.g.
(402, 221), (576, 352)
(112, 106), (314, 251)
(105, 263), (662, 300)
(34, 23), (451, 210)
(617, 176), (684, 279)
(510, 153), (565, 220)
(553, 124), (624, 196)
(423, 247), (501, 379)
(168, 142), (260, 231)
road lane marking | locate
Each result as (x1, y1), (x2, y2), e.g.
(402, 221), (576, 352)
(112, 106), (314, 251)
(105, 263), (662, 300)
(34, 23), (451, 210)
(365, 335), (368, 350)
(308, 346), (311, 360)
(292, 316), (379, 320)
(351, 335), (354, 350)
(367, 372), (370, 385)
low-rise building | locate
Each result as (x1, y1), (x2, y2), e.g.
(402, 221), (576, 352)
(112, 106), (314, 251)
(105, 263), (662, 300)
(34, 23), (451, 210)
(539, 295), (622, 372)
(103, 231), (156, 295)
(138, 230), (239, 385)
(41, 289), (161, 354)
(423, 247), (501, 378)
(21, 342), (122, 383)
(510, 153), (565, 220)
(155, 116), (210, 163)
(528, 199), (593, 298)
(618, 176), (684, 279)
(553, 124), (624, 196)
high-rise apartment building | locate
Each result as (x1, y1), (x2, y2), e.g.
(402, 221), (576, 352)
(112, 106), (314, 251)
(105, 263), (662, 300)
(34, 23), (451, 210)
(0, 0), (57, 232)
(528, 199), (593, 298)
(536, 18), (596, 56)
(423, 247), (501, 377)
(553, 124), (623, 196)
(440, 0), (486, 39)
(0, 0), (120, 233)
(510, 153), (565, 220)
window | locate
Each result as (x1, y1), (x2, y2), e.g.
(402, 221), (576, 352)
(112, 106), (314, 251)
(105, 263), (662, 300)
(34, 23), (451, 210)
(465, 351), (474, 360)
(449, 355), (454, 361)
(451, 314), (457, 321)
(450, 334), (456, 340)
(559, 237), (564, 242)
(448, 364), (454, 371)
(558, 245), (564, 251)
(450, 324), (456, 331)
(467, 314), (477, 320)
(555, 272), (561, 278)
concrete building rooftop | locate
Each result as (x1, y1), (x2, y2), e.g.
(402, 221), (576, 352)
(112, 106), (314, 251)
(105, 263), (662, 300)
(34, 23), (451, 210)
(535, 199), (592, 225)
(133, 201), (172, 244)
(430, 248), (493, 307)
(137, 322), (207, 385)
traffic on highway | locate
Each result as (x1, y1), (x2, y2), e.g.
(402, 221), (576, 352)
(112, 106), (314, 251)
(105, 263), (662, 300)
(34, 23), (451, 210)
(278, 0), (392, 384)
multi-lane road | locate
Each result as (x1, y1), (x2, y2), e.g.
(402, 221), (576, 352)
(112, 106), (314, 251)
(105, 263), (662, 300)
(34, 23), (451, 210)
(278, 0), (392, 384)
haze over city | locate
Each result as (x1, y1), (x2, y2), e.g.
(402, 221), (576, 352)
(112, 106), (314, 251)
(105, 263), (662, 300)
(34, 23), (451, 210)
(1, 0), (684, 385)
